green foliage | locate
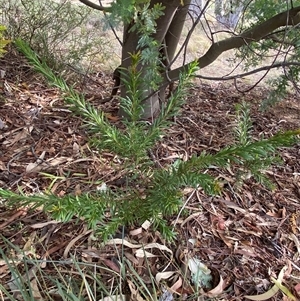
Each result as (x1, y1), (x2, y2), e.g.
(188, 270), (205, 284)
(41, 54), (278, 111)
(261, 44), (300, 109)
(235, 0), (300, 106)
(1, 39), (299, 240)
(1, 235), (173, 300)
(0, 238), (122, 300)
(261, 76), (289, 110)
(232, 102), (281, 189)
(132, 3), (165, 89)
(109, 0), (154, 24)
(0, 25), (11, 57)
(234, 101), (252, 146)
(4, 0), (300, 240)
(0, 0), (110, 71)
(109, 0), (165, 89)
(245, 0), (297, 23)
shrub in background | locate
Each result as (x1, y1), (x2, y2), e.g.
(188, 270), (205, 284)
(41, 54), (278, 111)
(0, 25), (11, 56)
(0, 0), (114, 72)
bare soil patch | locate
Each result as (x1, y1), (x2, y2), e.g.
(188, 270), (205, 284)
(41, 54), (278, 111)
(0, 48), (300, 300)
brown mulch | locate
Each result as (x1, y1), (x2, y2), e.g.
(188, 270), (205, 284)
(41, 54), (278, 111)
(0, 48), (300, 300)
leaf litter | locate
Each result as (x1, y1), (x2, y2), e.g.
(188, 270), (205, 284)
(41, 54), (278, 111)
(0, 48), (300, 300)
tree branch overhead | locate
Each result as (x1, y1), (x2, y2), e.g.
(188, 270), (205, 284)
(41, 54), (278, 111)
(79, 0), (110, 12)
(168, 6), (300, 82)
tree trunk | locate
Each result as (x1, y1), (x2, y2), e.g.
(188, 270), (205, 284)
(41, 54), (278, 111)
(118, 0), (191, 120)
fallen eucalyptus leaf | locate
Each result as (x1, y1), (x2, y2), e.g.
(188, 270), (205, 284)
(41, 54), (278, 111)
(245, 265), (287, 300)
(271, 277), (296, 301)
(244, 285), (279, 301)
(156, 271), (176, 284)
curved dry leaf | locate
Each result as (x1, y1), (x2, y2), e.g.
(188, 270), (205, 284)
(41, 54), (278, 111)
(99, 295), (125, 301)
(217, 232), (233, 248)
(290, 233), (300, 256)
(124, 251), (139, 265)
(271, 277), (296, 301)
(25, 151), (46, 173)
(30, 220), (60, 229)
(129, 227), (143, 236)
(135, 249), (156, 258)
(244, 265), (287, 300)
(105, 239), (142, 248)
(134, 243), (173, 258)
(244, 285), (279, 300)
(72, 142), (80, 156)
(47, 156), (71, 166)
(127, 279), (145, 301)
(30, 278), (43, 300)
(156, 271), (176, 284)
(207, 275), (224, 297)
(63, 227), (93, 258)
(170, 276), (183, 292)
(141, 243), (173, 254)
(278, 265), (288, 281)
(188, 238), (197, 246)
(181, 212), (202, 226)
(100, 258), (120, 273)
(10, 127), (32, 146)
(26, 162), (43, 173)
